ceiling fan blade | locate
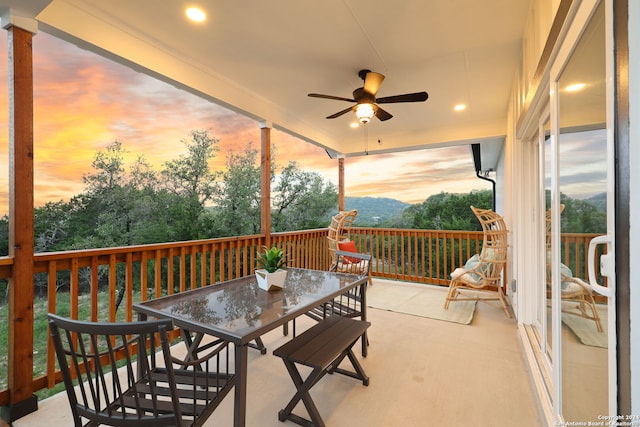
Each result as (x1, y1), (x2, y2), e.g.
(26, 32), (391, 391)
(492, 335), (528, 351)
(376, 91), (428, 104)
(326, 106), (354, 119)
(308, 93), (356, 102)
(363, 72), (385, 96)
(375, 107), (393, 121)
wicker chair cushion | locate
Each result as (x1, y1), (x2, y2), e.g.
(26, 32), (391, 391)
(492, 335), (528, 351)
(461, 254), (480, 281)
(338, 240), (362, 263)
(546, 250), (575, 290)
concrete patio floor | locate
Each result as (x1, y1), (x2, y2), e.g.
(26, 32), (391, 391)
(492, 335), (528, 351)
(12, 279), (542, 427)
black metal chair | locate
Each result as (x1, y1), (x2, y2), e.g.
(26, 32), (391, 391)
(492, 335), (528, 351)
(295, 250), (371, 357)
(48, 313), (234, 426)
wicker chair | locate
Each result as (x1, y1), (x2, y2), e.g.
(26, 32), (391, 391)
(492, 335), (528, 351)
(546, 205), (603, 332)
(444, 206), (511, 318)
(326, 209), (373, 286)
(48, 314), (234, 426)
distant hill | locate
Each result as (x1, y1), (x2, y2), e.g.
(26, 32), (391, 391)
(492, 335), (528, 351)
(584, 192), (606, 212)
(339, 197), (410, 226)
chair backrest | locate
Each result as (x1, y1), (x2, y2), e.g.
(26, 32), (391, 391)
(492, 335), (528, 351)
(331, 249), (372, 276)
(545, 203), (566, 249)
(48, 314), (183, 426)
(330, 250), (371, 318)
(469, 206), (509, 286)
(327, 209), (358, 267)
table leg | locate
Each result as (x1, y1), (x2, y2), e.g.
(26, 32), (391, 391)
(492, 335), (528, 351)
(233, 342), (248, 427)
(136, 312), (147, 379)
(362, 283), (368, 357)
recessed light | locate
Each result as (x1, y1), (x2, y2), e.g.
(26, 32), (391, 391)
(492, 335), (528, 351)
(186, 7), (206, 23)
(565, 83), (586, 92)
(454, 104), (466, 111)
(350, 122), (360, 129)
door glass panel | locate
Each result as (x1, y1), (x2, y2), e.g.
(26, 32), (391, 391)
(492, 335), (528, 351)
(557, 1), (608, 421)
(543, 116), (553, 362)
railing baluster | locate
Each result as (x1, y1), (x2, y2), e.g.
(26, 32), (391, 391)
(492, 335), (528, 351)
(46, 261), (57, 389)
(71, 257), (79, 320)
(125, 253), (133, 322)
(90, 256), (99, 321)
(140, 251), (148, 303)
(168, 247), (174, 295)
(154, 250), (161, 299)
(108, 254), (117, 321)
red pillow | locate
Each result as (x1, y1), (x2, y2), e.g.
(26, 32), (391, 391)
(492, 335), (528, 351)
(337, 240), (361, 263)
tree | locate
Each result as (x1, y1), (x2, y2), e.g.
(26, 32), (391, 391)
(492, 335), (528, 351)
(392, 190), (493, 230)
(559, 193), (606, 234)
(161, 130), (220, 240)
(210, 143), (263, 237)
(34, 201), (72, 252)
(76, 141), (160, 248)
(271, 162), (338, 232)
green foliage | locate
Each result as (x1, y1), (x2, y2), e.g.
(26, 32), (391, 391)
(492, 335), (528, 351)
(255, 245), (288, 273)
(0, 130), (338, 272)
(271, 161), (338, 232)
(387, 190), (493, 230)
(160, 130), (221, 241)
(560, 193), (606, 233)
(210, 143), (263, 237)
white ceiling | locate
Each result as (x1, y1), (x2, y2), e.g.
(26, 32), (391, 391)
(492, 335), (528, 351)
(2, 0), (531, 168)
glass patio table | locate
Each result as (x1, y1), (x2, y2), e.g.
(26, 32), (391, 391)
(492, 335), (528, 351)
(133, 267), (368, 427)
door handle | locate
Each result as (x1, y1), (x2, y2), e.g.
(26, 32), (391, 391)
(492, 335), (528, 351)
(588, 235), (613, 297)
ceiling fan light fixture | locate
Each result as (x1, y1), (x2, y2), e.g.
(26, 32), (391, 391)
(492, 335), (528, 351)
(355, 103), (376, 123)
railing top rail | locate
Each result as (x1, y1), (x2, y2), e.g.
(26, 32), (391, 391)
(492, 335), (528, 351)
(31, 234), (265, 260)
(271, 228), (327, 237)
(348, 226), (484, 235)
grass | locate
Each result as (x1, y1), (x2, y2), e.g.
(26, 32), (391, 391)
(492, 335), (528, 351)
(1, 290), (142, 400)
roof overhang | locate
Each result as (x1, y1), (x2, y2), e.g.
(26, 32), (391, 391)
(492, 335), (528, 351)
(0, 0), (528, 160)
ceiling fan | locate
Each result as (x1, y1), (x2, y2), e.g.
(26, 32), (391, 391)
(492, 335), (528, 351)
(308, 69), (428, 123)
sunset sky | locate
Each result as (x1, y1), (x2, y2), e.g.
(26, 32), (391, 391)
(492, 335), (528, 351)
(1, 31), (493, 216)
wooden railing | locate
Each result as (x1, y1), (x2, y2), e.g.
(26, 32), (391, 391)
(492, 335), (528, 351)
(349, 228), (485, 285)
(0, 228), (601, 406)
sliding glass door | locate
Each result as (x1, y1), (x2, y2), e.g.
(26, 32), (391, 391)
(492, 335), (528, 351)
(544, 0), (616, 421)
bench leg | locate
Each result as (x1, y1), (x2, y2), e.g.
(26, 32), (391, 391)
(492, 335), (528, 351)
(279, 362), (327, 427)
(327, 345), (370, 386)
(361, 330), (368, 357)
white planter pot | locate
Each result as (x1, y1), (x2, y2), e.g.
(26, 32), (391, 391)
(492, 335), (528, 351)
(255, 268), (288, 292)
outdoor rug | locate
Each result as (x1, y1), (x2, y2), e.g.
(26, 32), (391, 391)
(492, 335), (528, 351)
(561, 305), (608, 348)
(367, 280), (476, 325)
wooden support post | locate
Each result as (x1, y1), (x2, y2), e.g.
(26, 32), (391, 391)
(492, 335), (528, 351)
(260, 122), (272, 247)
(1, 19), (38, 423)
(338, 157), (345, 211)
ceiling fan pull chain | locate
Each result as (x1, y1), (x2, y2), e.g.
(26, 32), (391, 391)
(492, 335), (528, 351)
(364, 124), (369, 155)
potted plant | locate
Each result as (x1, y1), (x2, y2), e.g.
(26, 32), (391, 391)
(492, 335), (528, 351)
(255, 245), (289, 291)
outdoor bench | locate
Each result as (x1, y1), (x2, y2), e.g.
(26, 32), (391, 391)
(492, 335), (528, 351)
(273, 315), (370, 427)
